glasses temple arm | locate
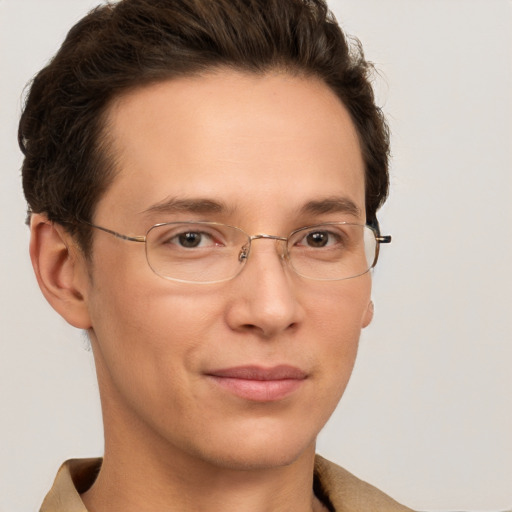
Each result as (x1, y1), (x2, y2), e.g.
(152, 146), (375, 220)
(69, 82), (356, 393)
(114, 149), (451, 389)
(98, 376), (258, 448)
(83, 221), (146, 243)
(376, 234), (392, 244)
(366, 219), (392, 245)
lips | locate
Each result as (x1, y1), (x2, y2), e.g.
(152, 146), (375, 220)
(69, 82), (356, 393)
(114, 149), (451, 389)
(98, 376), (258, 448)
(205, 365), (307, 402)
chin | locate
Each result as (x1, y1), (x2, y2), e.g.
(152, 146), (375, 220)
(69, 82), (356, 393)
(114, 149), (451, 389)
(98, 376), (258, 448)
(185, 420), (318, 472)
(203, 446), (314, 472)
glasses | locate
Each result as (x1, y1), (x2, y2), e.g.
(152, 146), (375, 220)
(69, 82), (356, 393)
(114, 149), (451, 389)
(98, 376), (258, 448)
(85, 221), (391, 284)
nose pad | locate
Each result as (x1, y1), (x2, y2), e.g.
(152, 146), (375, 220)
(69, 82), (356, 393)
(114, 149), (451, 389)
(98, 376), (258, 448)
(276, 240), (289, 262)
(238, 244), (250, 262)
(272, 238), (290, 266)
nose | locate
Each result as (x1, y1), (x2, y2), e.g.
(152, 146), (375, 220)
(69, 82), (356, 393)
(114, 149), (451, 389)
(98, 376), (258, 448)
(225, 238), (303, 338)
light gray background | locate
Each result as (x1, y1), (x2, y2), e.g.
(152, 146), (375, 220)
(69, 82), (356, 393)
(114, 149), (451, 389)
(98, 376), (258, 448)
(1, 1), (511, 511)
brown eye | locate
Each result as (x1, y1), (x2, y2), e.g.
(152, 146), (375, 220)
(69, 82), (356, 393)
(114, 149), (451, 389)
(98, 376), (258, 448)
(302, 231), (339, 248)
(307, 232), (328, 247)
(178, 232), (204, 248)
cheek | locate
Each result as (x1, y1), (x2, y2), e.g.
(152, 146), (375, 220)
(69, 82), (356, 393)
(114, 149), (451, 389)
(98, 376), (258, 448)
(85, 247), (226, 399)
(90, 279), (223, 363)
(87, 278), (227, 436)
(304, 277), (371, 393)
(88, 240), (220, 342)
(305, 275), (371, 339)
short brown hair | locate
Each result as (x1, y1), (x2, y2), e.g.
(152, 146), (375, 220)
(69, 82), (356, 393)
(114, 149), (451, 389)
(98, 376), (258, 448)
(19, 0), (390, 252)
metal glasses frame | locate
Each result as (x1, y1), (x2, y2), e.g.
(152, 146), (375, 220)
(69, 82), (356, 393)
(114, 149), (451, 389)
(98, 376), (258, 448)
(81, 220), (392, 283)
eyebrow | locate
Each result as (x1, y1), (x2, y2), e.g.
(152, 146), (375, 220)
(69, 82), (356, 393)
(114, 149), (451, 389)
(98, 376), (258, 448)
(298, 197), (362, 218)
(141, 197), (231, 217)
(141, 195), (362, 220)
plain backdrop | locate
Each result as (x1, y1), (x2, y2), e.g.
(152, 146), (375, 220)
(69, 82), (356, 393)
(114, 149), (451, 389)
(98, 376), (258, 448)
(0, 1), (511, 511)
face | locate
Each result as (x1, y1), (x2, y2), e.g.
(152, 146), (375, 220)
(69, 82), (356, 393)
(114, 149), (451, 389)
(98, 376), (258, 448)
(82, 70), (372, 471)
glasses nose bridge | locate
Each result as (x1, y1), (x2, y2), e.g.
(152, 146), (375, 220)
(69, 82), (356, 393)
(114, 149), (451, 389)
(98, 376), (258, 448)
(249, 233), (288, 243)
(239, 233), (289, 263)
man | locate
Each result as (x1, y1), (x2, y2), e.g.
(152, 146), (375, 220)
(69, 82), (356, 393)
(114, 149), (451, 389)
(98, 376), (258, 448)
(19, 0), (411, 510)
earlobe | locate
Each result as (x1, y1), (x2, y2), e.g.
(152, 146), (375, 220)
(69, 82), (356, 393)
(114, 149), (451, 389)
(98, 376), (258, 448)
(361, 300), (374, 328)
(29, 214), (92, 329)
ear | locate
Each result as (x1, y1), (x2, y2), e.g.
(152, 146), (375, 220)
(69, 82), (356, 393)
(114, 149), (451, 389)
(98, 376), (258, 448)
(361, 300), (374, 328)
(29, 213), (92, 329)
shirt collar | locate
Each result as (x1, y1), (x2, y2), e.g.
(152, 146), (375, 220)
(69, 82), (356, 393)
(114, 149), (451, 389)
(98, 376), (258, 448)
(39, 458), (101, 512)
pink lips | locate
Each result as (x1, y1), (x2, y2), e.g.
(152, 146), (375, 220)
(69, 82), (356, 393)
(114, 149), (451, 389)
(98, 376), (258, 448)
(206, 365), (307, 402)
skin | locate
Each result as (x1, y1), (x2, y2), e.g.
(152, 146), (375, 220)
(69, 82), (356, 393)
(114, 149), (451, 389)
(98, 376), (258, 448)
(30, 70), (373, 512)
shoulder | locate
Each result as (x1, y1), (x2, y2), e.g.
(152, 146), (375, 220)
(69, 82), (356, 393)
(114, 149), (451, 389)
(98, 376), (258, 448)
(314, 455), (416, 512)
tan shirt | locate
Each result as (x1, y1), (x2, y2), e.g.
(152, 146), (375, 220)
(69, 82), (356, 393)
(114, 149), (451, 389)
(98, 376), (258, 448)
(39, 455), (414, 512)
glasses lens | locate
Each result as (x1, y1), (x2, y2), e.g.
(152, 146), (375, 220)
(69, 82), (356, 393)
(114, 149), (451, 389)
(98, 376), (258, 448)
(145, 222), (377, 283)
(146, 222), (249, 283)
(287, 223), (377, 280)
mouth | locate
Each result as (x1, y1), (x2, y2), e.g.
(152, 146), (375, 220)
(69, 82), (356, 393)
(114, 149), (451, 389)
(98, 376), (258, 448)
(205, 365), (307, 402)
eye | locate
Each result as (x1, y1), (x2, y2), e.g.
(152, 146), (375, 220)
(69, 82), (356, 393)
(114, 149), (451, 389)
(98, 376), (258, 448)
(171, 230), (217, 248)
(298, 229), (341, 248)
(149, 223), (235, 253)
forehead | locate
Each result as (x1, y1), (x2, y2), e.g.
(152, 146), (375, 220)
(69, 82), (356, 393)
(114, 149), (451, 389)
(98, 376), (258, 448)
(97, 70), (366, 227)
